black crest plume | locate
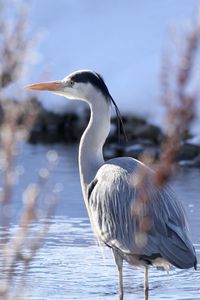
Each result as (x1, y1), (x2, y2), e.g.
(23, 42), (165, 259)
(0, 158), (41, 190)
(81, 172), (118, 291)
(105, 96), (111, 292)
(95, 72), (128, 143)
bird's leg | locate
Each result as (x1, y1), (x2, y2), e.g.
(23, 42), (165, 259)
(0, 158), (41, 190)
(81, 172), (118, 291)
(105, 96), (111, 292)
(112, 249), (124, 300)
(118, 265), (123, 300)
(144, 267), (149, 299)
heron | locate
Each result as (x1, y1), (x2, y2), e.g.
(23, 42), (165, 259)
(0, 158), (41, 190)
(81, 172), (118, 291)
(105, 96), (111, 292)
(25, 70), (197, 299)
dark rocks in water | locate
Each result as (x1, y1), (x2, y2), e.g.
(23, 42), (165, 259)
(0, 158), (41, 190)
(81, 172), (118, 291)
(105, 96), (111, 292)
(104, 140), (160, 160)
(1, 98), (199, 168)
(131, 124), (163, 144)
(27, 104), (200, 168)
(177, 143), (200, 167)
(193, 154), (200, 167)
(124, 143), (160, 159)
(177, 143), (200, 161)
(110, 115), (164, 145)
(103, 143), (124, 159)
(31, 109), (164, 146)
(29, 109), (88, 144)
(179, 154), (200, 168)
(124, 143), (145, 157)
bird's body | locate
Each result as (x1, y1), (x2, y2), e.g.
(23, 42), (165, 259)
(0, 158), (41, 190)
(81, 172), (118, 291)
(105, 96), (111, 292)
(88, 157), (195, 270)
(26, 69), (197, 299)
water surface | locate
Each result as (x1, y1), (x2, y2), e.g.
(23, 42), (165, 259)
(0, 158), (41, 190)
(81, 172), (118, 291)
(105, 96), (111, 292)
(2, 144), (200, 300)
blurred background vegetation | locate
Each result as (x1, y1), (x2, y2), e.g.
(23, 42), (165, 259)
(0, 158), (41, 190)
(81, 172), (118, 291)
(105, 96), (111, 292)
(0, 2), (58, 298)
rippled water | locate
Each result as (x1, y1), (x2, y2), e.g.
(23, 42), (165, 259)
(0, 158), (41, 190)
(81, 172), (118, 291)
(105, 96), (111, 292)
(1, 144), (200, 299)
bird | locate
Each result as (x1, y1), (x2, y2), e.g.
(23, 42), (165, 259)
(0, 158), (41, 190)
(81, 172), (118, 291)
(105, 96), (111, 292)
(25, 70), (197, 299)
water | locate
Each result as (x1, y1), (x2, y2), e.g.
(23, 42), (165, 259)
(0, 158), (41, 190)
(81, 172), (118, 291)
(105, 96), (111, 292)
(1, 143), (200, 299)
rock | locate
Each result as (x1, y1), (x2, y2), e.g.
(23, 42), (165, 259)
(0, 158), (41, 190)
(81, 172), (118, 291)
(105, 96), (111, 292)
(178, 160), (196, 167)
(124, 144), (145, 158)
(126, 115), (147, 127)
(132, 124), (164, 144)
(104, 143), (124, 159)
(123, 142), (160, 159)
(192, 154), (200, 167)
(179, 154), (200, 168)
(111, 115), (146, 141)
(27, 103), (200, 168)
(177, 143), (200, 161)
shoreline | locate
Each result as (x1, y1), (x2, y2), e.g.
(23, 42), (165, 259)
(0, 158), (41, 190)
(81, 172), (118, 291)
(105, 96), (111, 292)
(28, 105), (200, 168)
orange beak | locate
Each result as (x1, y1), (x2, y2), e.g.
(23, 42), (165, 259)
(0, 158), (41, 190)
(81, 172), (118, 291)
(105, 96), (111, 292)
(25, 80), (63, 91)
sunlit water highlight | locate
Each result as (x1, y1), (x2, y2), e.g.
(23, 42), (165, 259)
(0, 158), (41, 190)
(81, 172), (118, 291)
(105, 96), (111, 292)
(1, 144), (200, 299)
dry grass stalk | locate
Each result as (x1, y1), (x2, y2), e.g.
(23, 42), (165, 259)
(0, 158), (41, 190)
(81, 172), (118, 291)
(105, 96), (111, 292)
(154, 16), (200, 186)
(0, 1), (59, 299)
(0, 0), (31, 89)
(132, 13), (200, 249)
(0, 100), (58, 300)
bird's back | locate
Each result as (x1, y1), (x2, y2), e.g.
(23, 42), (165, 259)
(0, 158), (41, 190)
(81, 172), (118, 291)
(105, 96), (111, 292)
(87, 157), (197, 269)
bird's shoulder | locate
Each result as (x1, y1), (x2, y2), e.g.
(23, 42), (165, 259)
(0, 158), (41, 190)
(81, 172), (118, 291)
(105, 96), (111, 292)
(87, 157), (138, 205)
(95, 156), (151, 182)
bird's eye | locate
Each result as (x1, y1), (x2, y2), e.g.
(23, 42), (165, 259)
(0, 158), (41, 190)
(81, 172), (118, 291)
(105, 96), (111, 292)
(69, 80), (74, 87)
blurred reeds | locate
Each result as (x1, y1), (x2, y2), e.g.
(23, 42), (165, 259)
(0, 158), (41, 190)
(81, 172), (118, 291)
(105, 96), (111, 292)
(0, 0), (32, 88)
(133, 12), (200, 255)
(155, 13), (200, 185)
(0, 2), (58, 299)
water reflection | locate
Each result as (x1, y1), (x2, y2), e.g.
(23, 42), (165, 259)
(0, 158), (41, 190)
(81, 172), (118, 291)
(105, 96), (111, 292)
(0, 144), (200, 299)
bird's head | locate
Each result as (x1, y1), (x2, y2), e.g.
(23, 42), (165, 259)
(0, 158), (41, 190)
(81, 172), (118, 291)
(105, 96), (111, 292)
(25, 69), (112, 103)
(25, 69), (127, 141)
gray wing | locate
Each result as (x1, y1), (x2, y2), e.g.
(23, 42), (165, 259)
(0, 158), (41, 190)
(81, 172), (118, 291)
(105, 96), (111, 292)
(87, 157), (197, 269)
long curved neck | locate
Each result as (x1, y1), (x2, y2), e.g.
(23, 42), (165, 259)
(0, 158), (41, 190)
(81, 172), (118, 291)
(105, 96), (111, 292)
(79, 94), (111, 198)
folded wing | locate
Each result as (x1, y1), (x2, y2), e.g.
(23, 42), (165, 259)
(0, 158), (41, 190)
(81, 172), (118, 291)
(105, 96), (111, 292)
(87, 157), (197, 269)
